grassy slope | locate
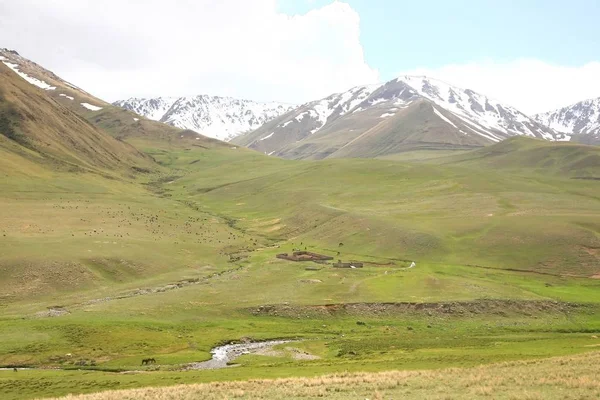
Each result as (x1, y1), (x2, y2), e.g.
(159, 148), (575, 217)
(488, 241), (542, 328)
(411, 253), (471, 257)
(0, 131), (599, 399)
(433, 136), (600, 178)
(0, 48), (223, 154)
(0, 63), (153, 174)
(570, 132), (600, 146)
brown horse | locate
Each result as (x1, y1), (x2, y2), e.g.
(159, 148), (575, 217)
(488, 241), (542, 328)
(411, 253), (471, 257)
(141, 358), (156, 365)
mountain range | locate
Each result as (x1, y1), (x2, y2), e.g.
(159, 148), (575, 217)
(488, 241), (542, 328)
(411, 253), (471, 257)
(107, 63), (600, 158)
(232, 76), (565, 159)
(113, 96), (294, 141)
(4, 47), (599, 161)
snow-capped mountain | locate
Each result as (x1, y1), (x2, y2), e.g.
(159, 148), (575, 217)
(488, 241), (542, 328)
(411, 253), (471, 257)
(234, 76), (561, 159)
(535, 98), (600, 141)
(114, 96), (294, 141)
(395, 76), (560, 141)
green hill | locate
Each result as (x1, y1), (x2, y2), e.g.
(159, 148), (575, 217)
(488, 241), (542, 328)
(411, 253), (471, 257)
(435, 136), (600, 178)
(0, 62), (153, 174)
(167, 146), (600, 278)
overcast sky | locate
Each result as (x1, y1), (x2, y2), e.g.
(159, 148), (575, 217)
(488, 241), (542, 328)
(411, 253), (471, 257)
(1, 0), (599, 114)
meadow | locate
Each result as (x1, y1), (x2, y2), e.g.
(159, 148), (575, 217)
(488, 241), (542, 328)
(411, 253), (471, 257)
(0, 138), (599, 399)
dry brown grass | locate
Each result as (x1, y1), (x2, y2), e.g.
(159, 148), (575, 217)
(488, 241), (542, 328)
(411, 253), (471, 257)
(48, 351), (600, 400)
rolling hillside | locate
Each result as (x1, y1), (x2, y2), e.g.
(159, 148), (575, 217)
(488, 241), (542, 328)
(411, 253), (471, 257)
(0, 49), (248, 306)
(0, 61), (152, 174)
(234, 76), (561, 159)
(434, 136), (600, 177)
(0, 48), (223, 150)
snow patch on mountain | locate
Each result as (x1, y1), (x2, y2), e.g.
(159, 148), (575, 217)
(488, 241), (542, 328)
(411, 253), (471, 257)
(433, 107), (457, 128)
(2, 61), (56, 90)
(259, 132), (275, 141)
(81, 103), (103, 111)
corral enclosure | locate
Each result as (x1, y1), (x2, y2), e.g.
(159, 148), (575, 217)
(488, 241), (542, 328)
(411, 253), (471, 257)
(276, 251), (334, 262)
(277, 251), (365, 268)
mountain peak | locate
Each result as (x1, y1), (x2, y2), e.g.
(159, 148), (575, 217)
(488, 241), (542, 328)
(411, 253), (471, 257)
(534, 97), (600, 141)
(0, 48), (20, 56)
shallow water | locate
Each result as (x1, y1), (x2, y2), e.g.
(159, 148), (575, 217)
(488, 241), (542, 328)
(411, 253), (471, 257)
(187, 340), (293, 370)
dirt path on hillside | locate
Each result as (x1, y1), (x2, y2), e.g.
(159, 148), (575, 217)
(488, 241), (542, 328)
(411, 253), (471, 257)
(31, 265), (247, 318)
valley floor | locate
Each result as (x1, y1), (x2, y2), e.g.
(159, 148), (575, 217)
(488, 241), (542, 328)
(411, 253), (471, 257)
(0, 141), (599, 400)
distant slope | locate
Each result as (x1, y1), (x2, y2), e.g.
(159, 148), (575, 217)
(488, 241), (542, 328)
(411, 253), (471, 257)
(234, 76), (561, 159)
(0, 61), (152, 173)
(170, 139), (600, 278)
(113, 95), (294, 141)
(0, 48), (223, 149)
(435, 136), (600, 177)
(535, 97), (600, 145)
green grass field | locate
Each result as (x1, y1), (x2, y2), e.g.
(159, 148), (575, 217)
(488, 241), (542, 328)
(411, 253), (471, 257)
(0, 137), (599, 399)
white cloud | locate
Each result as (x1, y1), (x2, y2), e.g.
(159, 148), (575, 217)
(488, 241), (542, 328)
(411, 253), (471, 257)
(399, 59), (600, 115)
(0, 0), (379, 103)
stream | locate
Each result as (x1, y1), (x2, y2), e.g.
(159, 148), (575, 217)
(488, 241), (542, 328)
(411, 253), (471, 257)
(0, 340), (297, 372)
(186, 340), (294, 370)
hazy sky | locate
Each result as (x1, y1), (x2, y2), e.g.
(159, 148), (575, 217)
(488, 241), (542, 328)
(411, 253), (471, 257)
(1, 0), (599, 113)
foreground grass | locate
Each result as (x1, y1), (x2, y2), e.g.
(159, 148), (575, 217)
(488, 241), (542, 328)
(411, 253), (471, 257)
(45, 351), (600, 400)
(1, 308), (599, 399)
